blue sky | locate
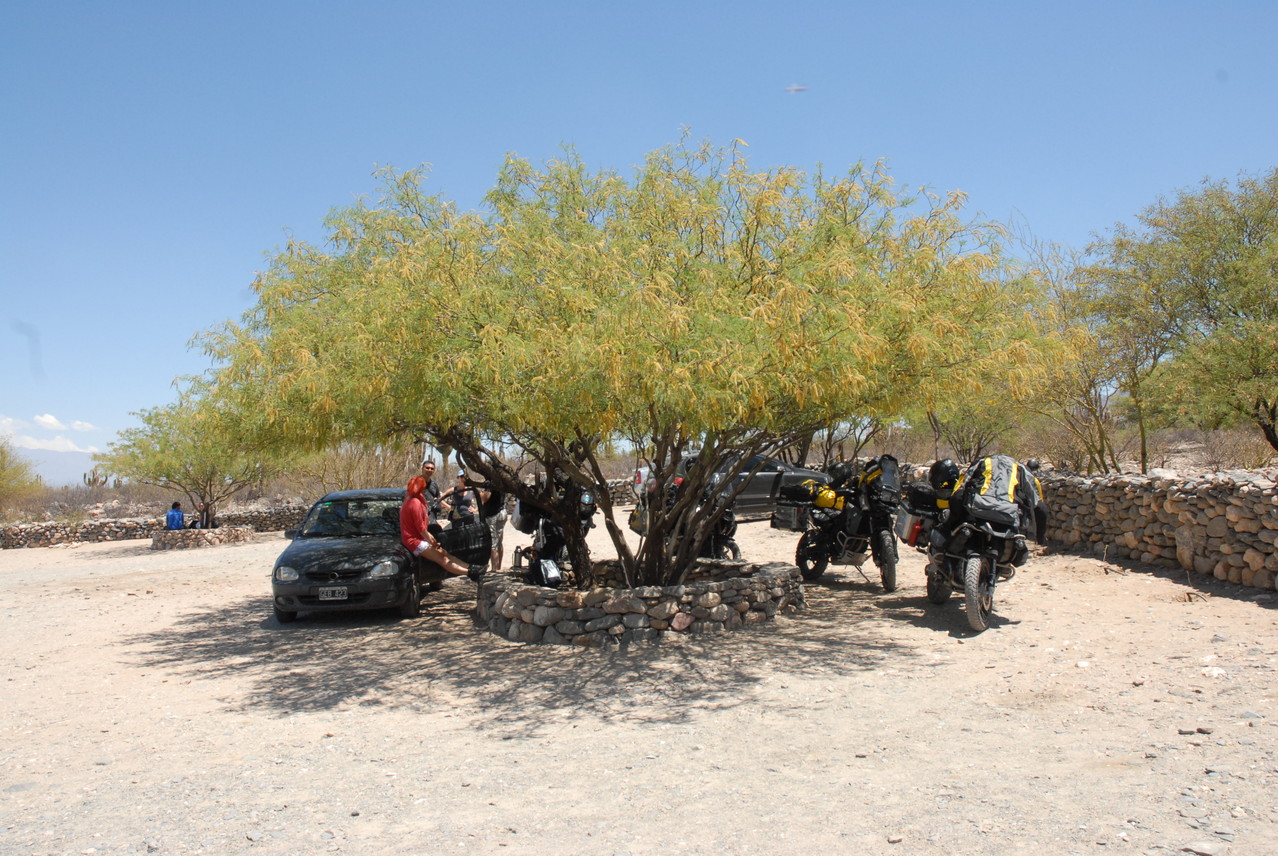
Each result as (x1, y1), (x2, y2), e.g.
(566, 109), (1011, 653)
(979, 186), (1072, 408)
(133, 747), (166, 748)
(3, 0), (1276, 485)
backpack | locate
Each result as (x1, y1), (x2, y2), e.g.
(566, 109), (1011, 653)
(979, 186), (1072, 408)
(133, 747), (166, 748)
(480, 489), (505, 519)
(957, 455), (1034, 531)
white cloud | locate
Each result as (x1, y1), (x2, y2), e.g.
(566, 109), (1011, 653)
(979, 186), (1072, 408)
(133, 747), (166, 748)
(7, 433), (98, 454)
(34, 413), (67, 430)
(0, 414), (29, 433)
(71, 420), (98, 432)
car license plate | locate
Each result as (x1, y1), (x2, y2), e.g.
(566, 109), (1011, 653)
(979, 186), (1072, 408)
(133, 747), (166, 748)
(317, 586), (348, 601)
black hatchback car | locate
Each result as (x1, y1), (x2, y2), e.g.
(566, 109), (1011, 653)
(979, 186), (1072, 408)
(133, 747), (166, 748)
(271, 488), (449, 623)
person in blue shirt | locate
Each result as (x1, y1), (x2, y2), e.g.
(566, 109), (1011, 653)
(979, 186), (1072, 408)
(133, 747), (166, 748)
(165, 502), (185, 530)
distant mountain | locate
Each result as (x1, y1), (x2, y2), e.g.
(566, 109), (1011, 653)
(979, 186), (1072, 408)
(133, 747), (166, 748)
(24, 449), (96, 488)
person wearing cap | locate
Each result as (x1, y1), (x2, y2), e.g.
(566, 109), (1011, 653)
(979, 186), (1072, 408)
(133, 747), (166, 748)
(400, 476), (486, 582)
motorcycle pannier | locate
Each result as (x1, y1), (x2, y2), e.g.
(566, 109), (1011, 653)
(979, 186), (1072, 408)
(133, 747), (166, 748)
(903, 481), (939, 515)
(770, 505), (807, 531)
(960, 455), (1024, 529)
(511, 499), (540, 535)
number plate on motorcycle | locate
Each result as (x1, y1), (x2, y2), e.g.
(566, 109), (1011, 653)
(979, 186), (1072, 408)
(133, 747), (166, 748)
(317, 586), (348, 601)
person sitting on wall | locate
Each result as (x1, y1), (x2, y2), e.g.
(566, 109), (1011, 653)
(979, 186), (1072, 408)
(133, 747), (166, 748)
(188, 502), (218, 529)
(165, 502), (185, 531)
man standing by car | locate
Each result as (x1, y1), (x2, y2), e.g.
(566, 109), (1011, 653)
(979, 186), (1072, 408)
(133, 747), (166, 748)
(401, 476), (487, 582)
(420, 459), (443, 528)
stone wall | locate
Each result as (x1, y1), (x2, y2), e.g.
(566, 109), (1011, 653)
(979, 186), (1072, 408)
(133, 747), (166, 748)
(1042, 470), (1278, 591)
(476, 561), (804, 646)
(1, 504), (309, 550)
(151, 526), (256, 550)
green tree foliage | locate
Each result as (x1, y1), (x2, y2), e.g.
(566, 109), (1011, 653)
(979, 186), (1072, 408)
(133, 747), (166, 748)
(291, 441), (421, 496)
(96, 390), (290, 525)
(1090, 169), (1278, 451)
(0, 438), (43, 518)
(204, 139), (1046, 585)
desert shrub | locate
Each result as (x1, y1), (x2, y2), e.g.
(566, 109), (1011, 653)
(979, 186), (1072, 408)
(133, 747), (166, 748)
(1201, 428), (1278, 470)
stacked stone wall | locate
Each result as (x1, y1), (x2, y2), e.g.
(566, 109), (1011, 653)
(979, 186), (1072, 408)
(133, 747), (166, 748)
(477, 561), (804, 646)
(151, 526), (255, 550)
(1, 505), (308, 550)
(1042, 470), (1278, 591)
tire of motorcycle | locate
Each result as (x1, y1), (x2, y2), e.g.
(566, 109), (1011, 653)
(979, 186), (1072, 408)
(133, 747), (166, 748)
(713, 539), (742, 561)
(796, 530), (829, 581)
(963, 554), (994, 633)
(875, 529), (898, 593)
(925, 570), (952, 604)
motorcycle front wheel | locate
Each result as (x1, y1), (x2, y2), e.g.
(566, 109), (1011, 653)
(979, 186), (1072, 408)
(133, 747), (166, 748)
(963, 554), (995, 632)
(796, 530), (829, 581)
(713, 539), (743, 561)
(875, 528), (898, 593)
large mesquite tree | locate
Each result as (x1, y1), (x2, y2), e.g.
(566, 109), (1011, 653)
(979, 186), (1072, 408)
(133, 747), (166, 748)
(204, 140), (1045, 586)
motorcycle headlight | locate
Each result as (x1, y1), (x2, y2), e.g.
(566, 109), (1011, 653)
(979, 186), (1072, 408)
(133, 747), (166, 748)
(274, 565), (299, 582)
(367, 561), (398, 579)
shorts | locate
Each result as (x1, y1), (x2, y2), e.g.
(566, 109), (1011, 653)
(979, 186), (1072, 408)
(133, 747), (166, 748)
(486, 511), (508, 552)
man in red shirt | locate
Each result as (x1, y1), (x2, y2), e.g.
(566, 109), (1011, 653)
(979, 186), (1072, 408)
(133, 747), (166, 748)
(401, 476), (487, 581)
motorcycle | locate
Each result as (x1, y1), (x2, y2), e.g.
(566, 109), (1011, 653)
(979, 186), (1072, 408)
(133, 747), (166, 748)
(628, 474), (741, 561)
(780, 456), (900, 592)
(512, 488), (598, 587)
(898, 457), (1034, 632)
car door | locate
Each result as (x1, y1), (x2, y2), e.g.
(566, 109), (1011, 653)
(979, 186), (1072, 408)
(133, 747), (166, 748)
(730, 455), (788, 514)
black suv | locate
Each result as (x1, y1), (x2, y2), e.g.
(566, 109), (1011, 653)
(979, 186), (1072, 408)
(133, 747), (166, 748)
(635, 454), (828, 516)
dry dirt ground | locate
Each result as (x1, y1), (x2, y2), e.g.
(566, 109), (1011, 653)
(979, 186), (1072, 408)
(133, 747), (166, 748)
(2, 510), (1276, 856)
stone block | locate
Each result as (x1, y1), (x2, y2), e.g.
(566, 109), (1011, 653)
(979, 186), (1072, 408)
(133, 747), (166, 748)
(532, 605), (567, 627)
(584, 614), (621, 632)
(646, 600), (679, 620)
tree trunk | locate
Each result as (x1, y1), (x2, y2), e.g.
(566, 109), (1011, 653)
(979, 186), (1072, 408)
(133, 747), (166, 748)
(1255, 399), (1278, 452)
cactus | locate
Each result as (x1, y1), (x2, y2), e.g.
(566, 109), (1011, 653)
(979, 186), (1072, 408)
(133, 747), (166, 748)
(83, 467), (110, 488)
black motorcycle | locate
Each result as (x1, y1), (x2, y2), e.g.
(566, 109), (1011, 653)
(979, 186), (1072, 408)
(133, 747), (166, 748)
(512, 489), (598, 587)
(782, 456), (900, 592)
(629, 478), (741, 561)
(899, 463), (1033, 632)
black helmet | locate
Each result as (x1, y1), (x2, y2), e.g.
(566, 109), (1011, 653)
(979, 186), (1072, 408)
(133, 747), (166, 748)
(1025, 458), (1041, 472)
(827, 461), (854, 487)
(929, 458), (960, 492)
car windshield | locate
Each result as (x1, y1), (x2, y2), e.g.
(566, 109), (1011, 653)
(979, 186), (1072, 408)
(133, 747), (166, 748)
(299, 499), (401, 537)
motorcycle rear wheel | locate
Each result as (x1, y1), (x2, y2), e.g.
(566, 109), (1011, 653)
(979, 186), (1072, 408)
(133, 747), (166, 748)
(963, 555), (994, 632)
(925, 570), (952, 604)
(796, 530), (829, 581)
(875, 528), (898, 593)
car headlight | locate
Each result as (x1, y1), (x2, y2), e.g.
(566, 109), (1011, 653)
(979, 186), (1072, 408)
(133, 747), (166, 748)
(274, 565), (300, 582)
(367, 561), (398, 579)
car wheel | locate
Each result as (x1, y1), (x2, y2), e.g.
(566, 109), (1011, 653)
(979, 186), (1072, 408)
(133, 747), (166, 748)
(273, 605), (297, 624)
(397, 576), (422, 619)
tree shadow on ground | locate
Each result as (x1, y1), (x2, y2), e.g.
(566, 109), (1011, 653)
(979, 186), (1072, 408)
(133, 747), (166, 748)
(123, 577), (929, 736)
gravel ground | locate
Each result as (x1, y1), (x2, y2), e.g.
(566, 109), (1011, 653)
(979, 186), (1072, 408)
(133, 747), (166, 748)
(2, 514), (1276, 856)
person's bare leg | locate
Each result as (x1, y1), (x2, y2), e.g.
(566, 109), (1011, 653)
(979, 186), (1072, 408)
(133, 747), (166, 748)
(420, 545), (472, 577)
